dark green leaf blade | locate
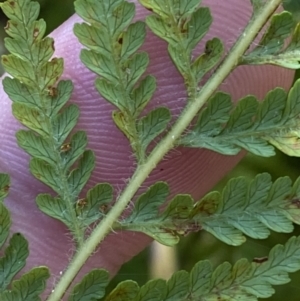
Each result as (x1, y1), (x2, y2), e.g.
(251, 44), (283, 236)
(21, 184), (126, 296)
(68, 151), (95, 198)
(50, 80), (74, 116)
(5, 36), (54, 67)
(68, 269), (109, 301)
(0, 233), (28, 291)
(73, 23), (112, 57)
(52, 104), (80, 145)
(30, 158), (61, 194)
(125, 52), (149, 90)
(12, 103), (48, 137)
(120, 21), (146, 61)
(134, 279), (166, 301)
(191, 38), (224, 83)
(145, 15), (174, 45)
(252, 88), (286, 130)
(0, 174), (10, 201)
(16, 130), (57, 166)
(137, 107), (171, 153)
(187, 92), (232, 137)
(80, 49), (118, 83)
(189, 260), (213, 297)
(73, 0), (116, 25)
(125, 182), (169, 223)
(202, 218), (246, 246)
(3, 78), (73, 116)
(95, 79), (124, 111)
(0, 267), (50, 301)
(222, 96), (258, 133)
(77, 183), (113, 226)
(2, 55), (35, 87)
(131, 75), (156, 116)
(283, 0), (300, 21)
(105, 280), (139, 301)
(164, 270), (189, 301)
(186, 7), (212, 51)
(118, 183), (183, 246)
(36, 194), (73, 229)
(61, 131), (88, 171)
(138, 0), (169, 18)
(161, 194), (194, 220)
(0, 0), (39, 31)
(0, 204), (10, 249)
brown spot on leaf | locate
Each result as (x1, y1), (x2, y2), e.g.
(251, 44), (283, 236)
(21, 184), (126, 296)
(60, 143), (71, 153)
(33, 27), (39, 38)
(291, 198), (300, 208)
(144, 6), (153, 12)
(179, 19), (188, 34)
(4, 22), (9, 31)
(48, 86), (58, 97)
(99, 204), (108, 213)
(77, 198), (87, 209)
(34, 173), (42, 179)
(2, 185), (10, 193)
(162, 227), (177, 236)
(205, 44), (213, 55)
(31, 110), (40, 118)
(253, 257), (268, 264)
(183, 222), (201, 236)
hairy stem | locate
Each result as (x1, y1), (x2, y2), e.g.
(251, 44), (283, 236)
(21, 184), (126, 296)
(46, 1), (282, 300)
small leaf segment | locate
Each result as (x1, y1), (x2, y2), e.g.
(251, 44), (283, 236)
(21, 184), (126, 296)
(139, 0), (224, 100)
(0, 0), (101, 247)
(283, 0), (300, 22)
(74, 0), (171, 164)
(115, 173), (300, 246)
(71, 236), (300, 301)
(241, 11), (300, 69)
(0, 173), (50, 300)
(179, 79), (300, 157)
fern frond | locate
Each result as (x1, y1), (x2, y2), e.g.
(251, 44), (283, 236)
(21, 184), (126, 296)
(240, 11), (300, 69)
(139, 0), (224, 99)
(74, 0), (171, 163)
(116, 173), (300, 246)
(179, 79), (300, 157)
(0, 0), (95, 246)
(71, 236), (300, 300)
(0, 173), (50, 300)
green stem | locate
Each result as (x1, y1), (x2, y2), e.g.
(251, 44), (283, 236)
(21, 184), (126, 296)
(46, 1), (282, 300)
